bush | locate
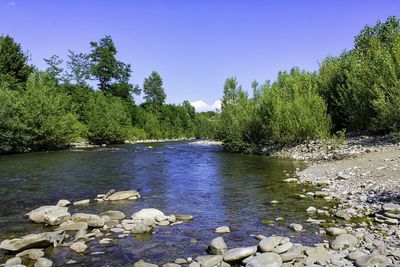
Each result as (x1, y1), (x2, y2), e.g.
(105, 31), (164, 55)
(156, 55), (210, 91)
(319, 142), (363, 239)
(83, 93), (131, 144)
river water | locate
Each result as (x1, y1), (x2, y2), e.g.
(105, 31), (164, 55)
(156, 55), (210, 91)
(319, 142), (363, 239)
(0, 141), (329, 266)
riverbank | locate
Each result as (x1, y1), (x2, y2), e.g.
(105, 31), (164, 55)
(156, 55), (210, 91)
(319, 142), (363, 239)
(293, 138), (400, 266)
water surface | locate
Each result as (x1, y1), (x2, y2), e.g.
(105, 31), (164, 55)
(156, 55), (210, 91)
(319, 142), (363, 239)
(0, 141), (328, 266)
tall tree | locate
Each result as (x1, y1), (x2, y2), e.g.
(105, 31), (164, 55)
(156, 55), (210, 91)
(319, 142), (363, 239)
(143, 71), (166, 105)
(0, 35), (33, 90)
(44, 55), (65, 83)
(88, 35), (137, 101)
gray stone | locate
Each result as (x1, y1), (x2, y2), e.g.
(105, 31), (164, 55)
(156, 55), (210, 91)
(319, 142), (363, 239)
(71, 213), (101, 222)
(195, 255), (223, 267)
(245, 252), (282, 267)
(162, 264), (180, 267)
(382, 203), (400, 213)
(174, 214), (193, 221)
(16, 248), (44, 260)
(259, 236), (289, 252)
(158, 220), (170, 226)
(131, 208), (164, 221)
(131, 222), (152, 234)
(289, 223), (303, 232)
(207, 236), (227, 255)
(110, 227), (125, 233)
(0, 231), (65, 252)
(87, 219), (105, 228)
(133, 260), (159, 267)
(224, 246), (257, 262)
(70, 242), (87, 253)
(326, 227), (347, 236)
(34, 258), (53, 267)
(272, 242), (293, 254)
(305, 245), (331, 265)
(347, 250), (367, 261)
(26, 206), (69, 224)
(355, 254), (391, 267)
(330, 234), (358, 250)
(100, 210), (126, 220)
(106, 190), (140, 201)
(58, 221), (88, 231)
(280, 244), (305, 262)
(4, 257), (22, 266)
(73, 199), (90, 206)
(215, 226), (230, 234)
(56, 199), (70, 207)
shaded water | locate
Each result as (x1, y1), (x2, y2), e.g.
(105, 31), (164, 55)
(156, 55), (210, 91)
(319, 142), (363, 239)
(0, 141), (328, 266)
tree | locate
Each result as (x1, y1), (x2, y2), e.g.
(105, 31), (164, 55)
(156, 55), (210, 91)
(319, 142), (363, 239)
(182, 100), (195, 119)
(66, 50), (91, 86)
(89, 35), (138, 101)
(143, 71), (166, 105)
(44, 55), (65, 83)
(0, 35), (33, 90)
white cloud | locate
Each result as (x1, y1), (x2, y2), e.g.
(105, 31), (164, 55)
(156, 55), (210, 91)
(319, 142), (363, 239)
(190, 100), (221, 113)
(7, 1), (16, 5)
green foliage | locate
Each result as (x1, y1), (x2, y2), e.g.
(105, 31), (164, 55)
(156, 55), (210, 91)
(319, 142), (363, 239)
(143, 71), (166, 105)
(319, 16), (400, 133)
(83, 92), (131, 145)
(0, 35), (33, 90)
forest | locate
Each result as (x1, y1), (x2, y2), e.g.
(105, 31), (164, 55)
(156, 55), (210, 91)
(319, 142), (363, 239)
(1, 16), (399, 154)
(219, 16), (400, 151)
(0, 35), (217, 154)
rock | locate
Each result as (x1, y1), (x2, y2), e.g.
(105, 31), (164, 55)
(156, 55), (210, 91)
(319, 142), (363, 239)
(174, 258), (187, 264)
(131, 208), (164, 222)
(73, 199), (90, 206)
(195, 255), (223, 267)
(188, 262), (200, 267)
(271, 200), (279, 204)
(16, 248), (45, 260)
(162, 264), (180, 267)
(131, 222), (152, 234)
(71, 213), (101, 222)
(207, 237), (227, 255)
(280, 244), (305, 262)
(223, 246), (257, 262)
(335, 209), (352, 220)
(87, 219), (105, 228)
(4, 257), (22, 266)
(110, 227), (125, 233)
(305, 245), (331, 265)
(272, 242), (293, 254)
(355, 254), (391, 267)
(259, 236), (289, 252)
(133, 260), (159, 267)
(289, 223), (303, 232)
(382, 203), (400, 213)
(66, 260), (77, 264)
(0, 231), (65, 252)
(70, 242), (87, 253)
(215, 226), (230, 234)
(43, 209), (71, 226)
(99, 238), (113, 244)
(314, 191), (330, 198)
(56, 199), (70, 207)
(58, 221), (88, 231)
(245, 252), (282, 267)
(34, 258), (53, 267)
(326, 227), (347, 236)
(100, 210), (126, 220)
(155, 215), (169, 222)
(336, 173), (351, 180)
(347, 250), (367, 261)
(306, 206), (317, 213)
(174, 214), (193, 221)
(26, 206), (69, 224)
(158, 220), (170, 226)
(330, 234), (358, 250)
(106, 190), (140, 201)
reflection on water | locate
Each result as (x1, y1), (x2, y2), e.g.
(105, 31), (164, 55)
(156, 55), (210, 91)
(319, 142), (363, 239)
(0, 141), (327, 266)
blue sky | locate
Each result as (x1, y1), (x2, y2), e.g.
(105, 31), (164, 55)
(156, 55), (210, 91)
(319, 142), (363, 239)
(1, 1), (399, 111)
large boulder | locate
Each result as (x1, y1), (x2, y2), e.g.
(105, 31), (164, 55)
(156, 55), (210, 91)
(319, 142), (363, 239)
(355, 254), (391, 267)
(245, 252), (282, 267)
(0, 231), (65, 252)
(258, 236), (289, 252)
(131, 208), (164, 222)
(100, 210), (126, 220)
(305, 245), (331, 265)
(106, 190), (140, 201)
(224, 246), (257, 262)
(26, 206), (69, 224)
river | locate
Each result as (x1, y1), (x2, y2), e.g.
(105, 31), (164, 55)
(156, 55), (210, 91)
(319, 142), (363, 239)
(0, 141), (328, 266)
